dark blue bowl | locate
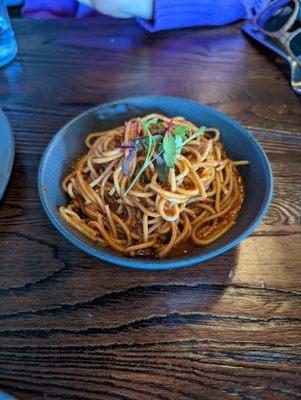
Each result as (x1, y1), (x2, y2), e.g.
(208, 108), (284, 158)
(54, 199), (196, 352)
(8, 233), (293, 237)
(0, 108), (14, 201)
(38, 96), (273, 270)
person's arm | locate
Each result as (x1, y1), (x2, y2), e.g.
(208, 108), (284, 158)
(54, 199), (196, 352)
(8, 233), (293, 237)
(78, 0), (153, 19)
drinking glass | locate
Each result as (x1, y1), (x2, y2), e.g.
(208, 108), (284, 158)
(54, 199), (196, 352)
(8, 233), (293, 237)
(0, 1), (17, 67)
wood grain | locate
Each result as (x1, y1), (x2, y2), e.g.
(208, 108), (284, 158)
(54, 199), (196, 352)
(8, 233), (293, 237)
(0, 18), (300, 400)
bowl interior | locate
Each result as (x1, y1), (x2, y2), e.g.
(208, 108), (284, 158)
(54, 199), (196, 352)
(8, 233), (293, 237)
(39, 97), (273, 269)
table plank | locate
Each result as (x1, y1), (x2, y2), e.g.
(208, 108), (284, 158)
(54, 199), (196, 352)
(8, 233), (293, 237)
(0, 18), (300, 400)
(1, 19), (300, 134)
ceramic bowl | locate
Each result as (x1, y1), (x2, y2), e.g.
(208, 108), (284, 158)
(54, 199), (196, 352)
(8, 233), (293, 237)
(39, 96), (273, 269)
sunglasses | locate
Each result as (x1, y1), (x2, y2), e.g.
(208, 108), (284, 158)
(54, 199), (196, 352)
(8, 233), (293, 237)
(242, 0), (301, 94)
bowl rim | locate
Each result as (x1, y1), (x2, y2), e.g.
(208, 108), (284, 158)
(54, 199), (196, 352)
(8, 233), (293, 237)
(38, 96), (274, 270)
(0, 108), (15, 201)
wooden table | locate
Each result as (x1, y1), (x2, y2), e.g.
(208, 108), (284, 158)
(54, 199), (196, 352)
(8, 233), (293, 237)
(0, 18), (300, 400)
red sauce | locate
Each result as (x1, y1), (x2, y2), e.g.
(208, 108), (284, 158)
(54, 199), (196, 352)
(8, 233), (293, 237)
(169, 240), (196, 257)
(169, 171), (245, 257)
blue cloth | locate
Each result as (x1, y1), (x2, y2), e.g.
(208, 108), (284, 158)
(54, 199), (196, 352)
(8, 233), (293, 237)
(139, 0), (270, 32)
(22, 0), (270, 31)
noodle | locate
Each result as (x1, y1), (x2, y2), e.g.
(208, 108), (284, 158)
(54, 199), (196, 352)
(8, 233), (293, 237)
(59, 114), (248, 258)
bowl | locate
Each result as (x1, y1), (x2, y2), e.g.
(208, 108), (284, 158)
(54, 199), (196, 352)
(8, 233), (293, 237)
(38, 96), (273, 270)
(0, 108), (14, 201)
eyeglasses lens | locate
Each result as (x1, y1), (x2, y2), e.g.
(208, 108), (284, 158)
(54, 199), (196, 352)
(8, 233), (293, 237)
(258, 0), (295, 32)
(290, 31), (301, 61)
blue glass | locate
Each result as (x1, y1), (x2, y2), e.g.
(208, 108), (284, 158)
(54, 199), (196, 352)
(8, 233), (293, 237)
(0, 1), (17, 67)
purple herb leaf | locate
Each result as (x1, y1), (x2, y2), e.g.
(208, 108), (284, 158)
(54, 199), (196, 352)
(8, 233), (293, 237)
(122, 148), (136, 176)
(164, 119), (174, 135)
(156, 154), (169, 184)
(134, 138), (143, 151)
(117, 144), (135, 149)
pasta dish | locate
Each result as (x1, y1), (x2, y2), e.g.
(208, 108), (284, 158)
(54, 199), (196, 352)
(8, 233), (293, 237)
(59, 114), (248, 258)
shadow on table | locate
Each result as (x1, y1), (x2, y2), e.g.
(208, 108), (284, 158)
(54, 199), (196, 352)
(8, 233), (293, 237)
(127, 247), (239, 315)
(57, 243), (239, 318)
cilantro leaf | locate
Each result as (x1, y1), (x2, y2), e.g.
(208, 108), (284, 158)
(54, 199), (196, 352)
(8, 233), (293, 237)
(173, 125), (190, 155)
(174, 134), (183, 155)
(141, 134), (163, 148)
(163, 132), (177, 168)
(144, 118), (158, 129)
(184, 126), (206, 145)
(173, 125), (190, 141)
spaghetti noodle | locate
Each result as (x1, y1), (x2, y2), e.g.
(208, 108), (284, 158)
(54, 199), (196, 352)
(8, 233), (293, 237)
(59, 114), (248, 258)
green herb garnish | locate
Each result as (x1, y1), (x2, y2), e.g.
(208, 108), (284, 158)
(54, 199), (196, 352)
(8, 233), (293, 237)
(173, 125), (191, 140)
(123, 120), (206, 196)
(144, 117), (158, 130)
(163, 132), (177, 168)
(124, 121), (156, 195)
(183, 126), (206, 145)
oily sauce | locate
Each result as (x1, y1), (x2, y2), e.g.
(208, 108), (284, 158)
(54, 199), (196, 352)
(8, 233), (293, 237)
(168, 170), (245, 257)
